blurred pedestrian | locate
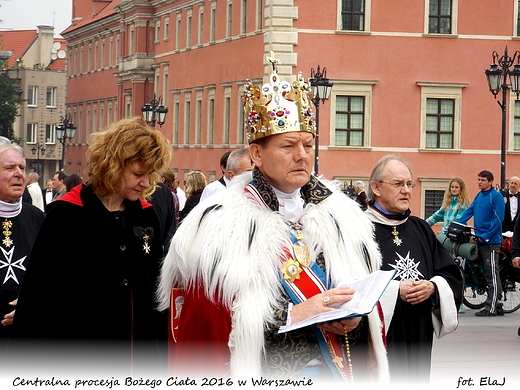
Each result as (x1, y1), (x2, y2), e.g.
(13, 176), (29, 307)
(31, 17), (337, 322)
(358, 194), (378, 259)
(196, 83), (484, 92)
(64, 173), (82, 192)
(179, 170), (206, 222)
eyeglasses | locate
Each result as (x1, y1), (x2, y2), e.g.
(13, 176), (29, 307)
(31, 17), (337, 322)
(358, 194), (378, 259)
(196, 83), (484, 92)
(379, 181), (416, 190)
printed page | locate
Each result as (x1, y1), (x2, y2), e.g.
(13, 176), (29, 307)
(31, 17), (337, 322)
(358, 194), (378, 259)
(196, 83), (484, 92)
(277, 269), (396, 334)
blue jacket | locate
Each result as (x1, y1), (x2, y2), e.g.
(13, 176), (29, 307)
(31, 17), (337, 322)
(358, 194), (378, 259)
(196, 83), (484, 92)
(457, 188), (505, 245)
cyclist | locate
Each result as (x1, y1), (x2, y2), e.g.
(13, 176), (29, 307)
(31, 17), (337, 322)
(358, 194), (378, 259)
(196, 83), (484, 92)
(456, 170), (505, 317)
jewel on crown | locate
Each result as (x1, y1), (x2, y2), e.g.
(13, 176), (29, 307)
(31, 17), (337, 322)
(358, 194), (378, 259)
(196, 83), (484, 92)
(243, 52), (316, 143)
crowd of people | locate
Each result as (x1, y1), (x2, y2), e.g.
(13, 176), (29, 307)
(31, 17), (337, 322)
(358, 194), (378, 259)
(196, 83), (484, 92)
(0, 55), (515, 385)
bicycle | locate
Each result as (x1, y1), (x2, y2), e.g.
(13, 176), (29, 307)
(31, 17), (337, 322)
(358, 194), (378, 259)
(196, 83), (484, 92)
(438, 222), (520, 313)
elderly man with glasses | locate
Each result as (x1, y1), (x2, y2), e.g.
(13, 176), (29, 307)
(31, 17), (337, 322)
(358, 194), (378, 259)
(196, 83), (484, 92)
(365, 154), (462, 384)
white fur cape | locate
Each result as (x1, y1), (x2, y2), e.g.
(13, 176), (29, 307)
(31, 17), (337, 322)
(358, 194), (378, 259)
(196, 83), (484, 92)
(158, 172), (390, 381)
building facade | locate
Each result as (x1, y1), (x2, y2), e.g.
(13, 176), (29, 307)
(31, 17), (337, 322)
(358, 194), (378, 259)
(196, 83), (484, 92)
(1, 25), (67, 184)
(62, 0), (520, 219)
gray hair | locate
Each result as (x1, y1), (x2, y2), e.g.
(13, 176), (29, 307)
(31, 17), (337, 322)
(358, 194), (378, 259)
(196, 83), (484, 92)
(367, 154), (412, 201)
(354, 180), (365, 190)
(0, 137), (25, 161)
(226, 148), (251, 173)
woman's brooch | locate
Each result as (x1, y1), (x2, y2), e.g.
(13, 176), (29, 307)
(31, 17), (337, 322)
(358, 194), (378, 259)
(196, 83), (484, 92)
(133, 227), (154, 254)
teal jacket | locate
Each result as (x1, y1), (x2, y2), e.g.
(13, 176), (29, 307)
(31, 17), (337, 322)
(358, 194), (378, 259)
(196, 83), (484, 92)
(426, 195), (469, 234)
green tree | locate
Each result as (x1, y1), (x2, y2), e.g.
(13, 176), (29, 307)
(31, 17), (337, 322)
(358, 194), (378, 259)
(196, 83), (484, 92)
(0, 73), (24, 139)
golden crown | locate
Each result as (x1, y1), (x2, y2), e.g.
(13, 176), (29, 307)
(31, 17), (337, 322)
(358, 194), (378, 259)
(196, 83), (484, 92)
(242, 52), (316, 143)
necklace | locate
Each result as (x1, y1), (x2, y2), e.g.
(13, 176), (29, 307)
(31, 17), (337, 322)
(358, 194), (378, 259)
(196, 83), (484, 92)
(392, 226), (402, 246)
(2, 219), (13, 247)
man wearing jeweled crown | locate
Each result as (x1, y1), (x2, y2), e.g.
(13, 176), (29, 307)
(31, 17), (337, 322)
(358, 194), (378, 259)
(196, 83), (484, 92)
(157, 53), (389, 384)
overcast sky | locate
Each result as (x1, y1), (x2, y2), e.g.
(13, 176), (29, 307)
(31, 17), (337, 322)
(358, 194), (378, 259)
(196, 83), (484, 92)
(0, 0), (73, 36)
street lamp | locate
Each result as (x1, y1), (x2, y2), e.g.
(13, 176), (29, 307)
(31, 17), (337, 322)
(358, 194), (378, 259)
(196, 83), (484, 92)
(309, 65), (333, 175)
(485, 46), (520, 190)
(30, 143), (46, 177)
(141, 95), (168, 127)
(56, 113), (77, 171)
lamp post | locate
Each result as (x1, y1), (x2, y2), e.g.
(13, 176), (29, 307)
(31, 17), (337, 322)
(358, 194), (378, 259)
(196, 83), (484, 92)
(141, 95), (168, 127)
(56, 113), (77, 171)
(309, 65), (333, 175)
(30, 143), (46, 177)
(485, 46), (520, 190)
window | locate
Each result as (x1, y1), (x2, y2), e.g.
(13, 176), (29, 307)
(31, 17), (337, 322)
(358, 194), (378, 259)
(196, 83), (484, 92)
(165, 17), (170, 40)
(174, 97), (180, 145)
(176, 14), (182, 50)
(424, 189), (445, 219)
(330, 80), (375, 147)
(241, 0), (248, 34)
(210, 4), (216, 42)
(425, 98), (454, 149)
(256, 0), (263, 30)
(513, 100), (520, 150)
(341, 0), (365, 31)
(27, 86), (38, 106)
(335, 96), (365, 146)
(428, 0), (452, 34)
(196, 94), (202, 144)
(45, 124), (56, 144)
(227, 2), (233, 38)
(26, 123), (37, 143)
(155, 21), (161, 43)
(223, 88), (231, 144)
(184, 100), (191, 145)
(208, 90), (215, 144)
(418, 82), (466, 150)
(46, 87), (57, 108)
(198, 8), (204, 45)
(517, 0), (520, 37)
(187, 10), (193, 48)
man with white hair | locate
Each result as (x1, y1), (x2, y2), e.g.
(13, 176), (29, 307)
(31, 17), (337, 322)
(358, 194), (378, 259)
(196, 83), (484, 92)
(26, 172), (44, 212)
(0, 137), (44, 354)
(354, 180), (368, 211)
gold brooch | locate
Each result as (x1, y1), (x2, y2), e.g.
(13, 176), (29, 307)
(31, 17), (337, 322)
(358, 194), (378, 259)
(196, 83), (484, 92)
(280, 259), (303, 283)
(143, 234), (151, 254)
(293, 244), (311, 268)
(2, 220), (13, 247)
(392, 226), (402, 246)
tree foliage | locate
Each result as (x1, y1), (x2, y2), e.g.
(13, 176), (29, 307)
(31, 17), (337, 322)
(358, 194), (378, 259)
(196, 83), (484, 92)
(0, 74), (24, 139)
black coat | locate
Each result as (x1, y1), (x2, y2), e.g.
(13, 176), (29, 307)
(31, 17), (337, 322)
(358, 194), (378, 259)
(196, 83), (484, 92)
(502, 192), (518, 232)
(12, 185), (167, 374)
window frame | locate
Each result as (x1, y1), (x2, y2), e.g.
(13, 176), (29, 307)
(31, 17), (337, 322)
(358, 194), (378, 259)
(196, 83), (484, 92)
(26, 123), (37, 144)
(418, 82), (466, 151)
(45, 124), (56, 144)
(329, 80), (376, 149)
(338, 0), (371, 32)
(46, 87), (57, 108)
(425, 0), (458, 35)
(27, 85), (38, 107)
(420, 178), (450, 220)
(425, 97), (455, 149)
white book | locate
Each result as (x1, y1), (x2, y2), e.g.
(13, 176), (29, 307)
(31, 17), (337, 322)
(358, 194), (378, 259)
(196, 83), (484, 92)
(277, 269), (396, 334)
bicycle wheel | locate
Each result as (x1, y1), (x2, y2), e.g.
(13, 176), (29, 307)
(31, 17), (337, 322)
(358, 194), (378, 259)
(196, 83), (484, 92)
(462, 260), (486, 310)
(463, 287), (486, 309)
(501, 281), (520, 313)
(498, 250), (520, 313)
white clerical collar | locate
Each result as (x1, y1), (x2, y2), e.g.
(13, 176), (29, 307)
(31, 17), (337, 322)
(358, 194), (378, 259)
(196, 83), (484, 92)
(0, 197), (22, 218)
(272, 187), (304, 223)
